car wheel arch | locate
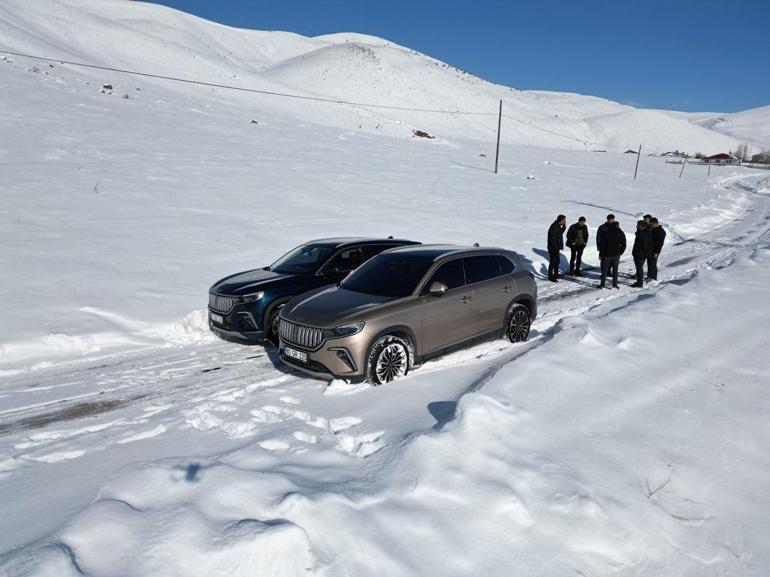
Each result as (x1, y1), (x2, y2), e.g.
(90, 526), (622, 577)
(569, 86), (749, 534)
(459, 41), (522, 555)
(503, 295), (535, 325)
(265, 297), (293, 338)
(365, 325), (418, 368)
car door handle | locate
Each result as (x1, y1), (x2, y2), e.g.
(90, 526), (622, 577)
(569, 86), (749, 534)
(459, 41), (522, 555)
(460, 296), (472, 304)
(503, 286), (512, 293)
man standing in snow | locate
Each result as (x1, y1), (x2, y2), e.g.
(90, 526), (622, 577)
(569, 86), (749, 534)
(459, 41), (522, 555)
(547, 215), (567, 282)
(566, 216), (589, 276)
(596, 214), (616, 255)
(598, 221), (626, 289)
(631, 220), (653, 287)
(648, 217), (666, 280)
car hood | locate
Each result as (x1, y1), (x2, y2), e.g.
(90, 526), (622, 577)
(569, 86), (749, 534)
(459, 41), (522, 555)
(282, 286), (396, 327)
(211, 268), (299, 296)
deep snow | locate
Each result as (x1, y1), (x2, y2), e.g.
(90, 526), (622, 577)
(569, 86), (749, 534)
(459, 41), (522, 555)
(1, 1), (770, 576)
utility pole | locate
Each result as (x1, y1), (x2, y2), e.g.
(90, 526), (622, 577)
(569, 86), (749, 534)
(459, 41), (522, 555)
(633, 144), (642, 179)
(494, 100), (502, 174)
(679, 156), (688, 178)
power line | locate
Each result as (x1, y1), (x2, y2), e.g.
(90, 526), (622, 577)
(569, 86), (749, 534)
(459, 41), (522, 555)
(1, 49), (497, 116)
(3, 49), (634, 152)
(502, 113), (626, 150)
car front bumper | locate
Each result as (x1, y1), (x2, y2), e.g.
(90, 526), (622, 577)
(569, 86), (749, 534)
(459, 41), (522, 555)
(209, 308), (266, 343)
(278, 330), (371, 381)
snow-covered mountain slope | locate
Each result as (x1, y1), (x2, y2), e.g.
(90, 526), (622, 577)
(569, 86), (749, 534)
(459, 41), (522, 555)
(0, 0), (756, 153)
(665, 105), (770, 150)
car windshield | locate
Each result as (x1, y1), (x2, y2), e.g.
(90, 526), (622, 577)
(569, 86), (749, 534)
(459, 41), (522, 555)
(342, 254), (434, 297)
(271, 244), (334, 274)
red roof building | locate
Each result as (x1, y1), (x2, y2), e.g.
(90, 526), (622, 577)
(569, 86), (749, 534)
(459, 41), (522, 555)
(703, 153), (739, 164)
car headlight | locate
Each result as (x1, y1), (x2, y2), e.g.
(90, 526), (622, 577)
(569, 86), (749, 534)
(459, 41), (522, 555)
(239, 291), (265, 303)
(325, 321), (365, 338)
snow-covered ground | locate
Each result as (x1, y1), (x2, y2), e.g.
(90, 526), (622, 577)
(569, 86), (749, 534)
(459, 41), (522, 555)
(1, 1), (770, 575)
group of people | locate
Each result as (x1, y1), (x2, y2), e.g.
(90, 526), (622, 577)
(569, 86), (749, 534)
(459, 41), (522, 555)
(547, 213), (666, 289)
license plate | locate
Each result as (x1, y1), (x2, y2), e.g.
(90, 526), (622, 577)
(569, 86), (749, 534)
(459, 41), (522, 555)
(210, 313), (223, 325)
(282, 346), (308, 364)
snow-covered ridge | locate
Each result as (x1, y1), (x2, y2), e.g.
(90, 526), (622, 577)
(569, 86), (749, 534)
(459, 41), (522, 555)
(0, 0), (764, 152)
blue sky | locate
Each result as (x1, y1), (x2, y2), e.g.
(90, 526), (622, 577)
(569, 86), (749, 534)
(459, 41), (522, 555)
(147, 0), (769, 113)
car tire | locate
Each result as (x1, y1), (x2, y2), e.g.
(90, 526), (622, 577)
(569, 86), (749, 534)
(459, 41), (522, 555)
(266, 303), (286, 345)
(367, 335), (411, 385)
(506, 304), (531, 343)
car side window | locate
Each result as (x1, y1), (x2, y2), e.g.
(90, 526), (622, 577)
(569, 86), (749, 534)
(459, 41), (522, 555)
(424, 259), (465, 292)
(464, 255), (502, 284)
(497, 255), (515, 275)
(324, 246), (365, 274)
(363, 244), (398, 259)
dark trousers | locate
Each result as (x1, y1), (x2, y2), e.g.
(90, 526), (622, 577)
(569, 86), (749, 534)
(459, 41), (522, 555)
(548, 249), (561, 279)
(647, 255), (659, 280)
(634, 256), (646, 284)
(569, 245), (585, 272)
(600, 256), (620, 287)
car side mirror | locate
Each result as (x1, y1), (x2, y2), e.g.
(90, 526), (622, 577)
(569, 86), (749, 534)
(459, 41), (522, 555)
(427, 281), (448, 296)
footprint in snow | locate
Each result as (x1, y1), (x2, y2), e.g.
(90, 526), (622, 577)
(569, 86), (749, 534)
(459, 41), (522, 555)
(335, 431), (386, 458)
(292, 430), (318, 444)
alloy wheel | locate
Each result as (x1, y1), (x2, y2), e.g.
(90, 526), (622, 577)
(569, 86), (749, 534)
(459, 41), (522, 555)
(375, 343), (408, 383)
(508, 307), (531, 342)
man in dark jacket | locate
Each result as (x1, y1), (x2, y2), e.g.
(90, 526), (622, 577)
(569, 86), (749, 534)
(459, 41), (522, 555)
(595, 214), (615, 254)
(547, 215), (567, 282)
(597, 221), (626, 289)
(648, 217), (666, 280)
(631, 220), (653, 287)
(566, 216), (589, 276)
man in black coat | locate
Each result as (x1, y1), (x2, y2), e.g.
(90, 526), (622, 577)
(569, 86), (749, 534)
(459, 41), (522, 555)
(595, 214), (615, 254)
(648, 217), (666, 280)
(547, 215), (567, 282)
(597, 221), (626, 289)
(566, 216), (589, 276)
(631, 220), (653, 287)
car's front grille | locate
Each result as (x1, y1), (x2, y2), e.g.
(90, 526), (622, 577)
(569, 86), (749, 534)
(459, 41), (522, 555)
(280, 318), (324, 350)
(209, 292), (237, 313)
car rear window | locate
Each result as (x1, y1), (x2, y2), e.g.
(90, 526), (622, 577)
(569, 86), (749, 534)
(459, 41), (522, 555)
(464, 255), (503, 284)
(497, 254), (515, 274)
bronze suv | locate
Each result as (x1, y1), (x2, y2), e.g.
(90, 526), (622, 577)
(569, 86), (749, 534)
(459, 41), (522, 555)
(278, 245), (537, 385)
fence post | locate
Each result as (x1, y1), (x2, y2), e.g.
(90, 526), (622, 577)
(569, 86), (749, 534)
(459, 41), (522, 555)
(633, 144), (642, 179)
(494, 100), (502, 174)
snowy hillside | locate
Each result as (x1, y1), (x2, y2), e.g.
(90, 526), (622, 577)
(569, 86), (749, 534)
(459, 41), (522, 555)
(0, 0), (753, 154)
(2, 1), (770, 577)
(665, 105), (770, 150)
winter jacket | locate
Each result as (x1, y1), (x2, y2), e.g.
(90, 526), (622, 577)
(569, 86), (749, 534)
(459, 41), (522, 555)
(651, 226), (667, 255)
(632, 228), (653, 259)
(596, 222), (609, 250)
(599, 226), (626, 258)
(566, 223), (589, 248)
(547, 221), (565, 252)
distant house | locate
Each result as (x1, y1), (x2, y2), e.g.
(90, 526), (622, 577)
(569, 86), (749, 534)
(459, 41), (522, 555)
(703, 153), (739, 164)
(751, 152), (770, 164)
(661, 151), (689, 158)
(624, 149), (638, 154)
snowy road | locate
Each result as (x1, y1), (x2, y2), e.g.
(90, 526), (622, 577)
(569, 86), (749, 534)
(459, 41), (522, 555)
(2, 173), (768, 555)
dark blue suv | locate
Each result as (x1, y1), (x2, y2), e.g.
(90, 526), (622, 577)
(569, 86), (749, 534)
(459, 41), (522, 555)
(208, 237), (420, 344)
